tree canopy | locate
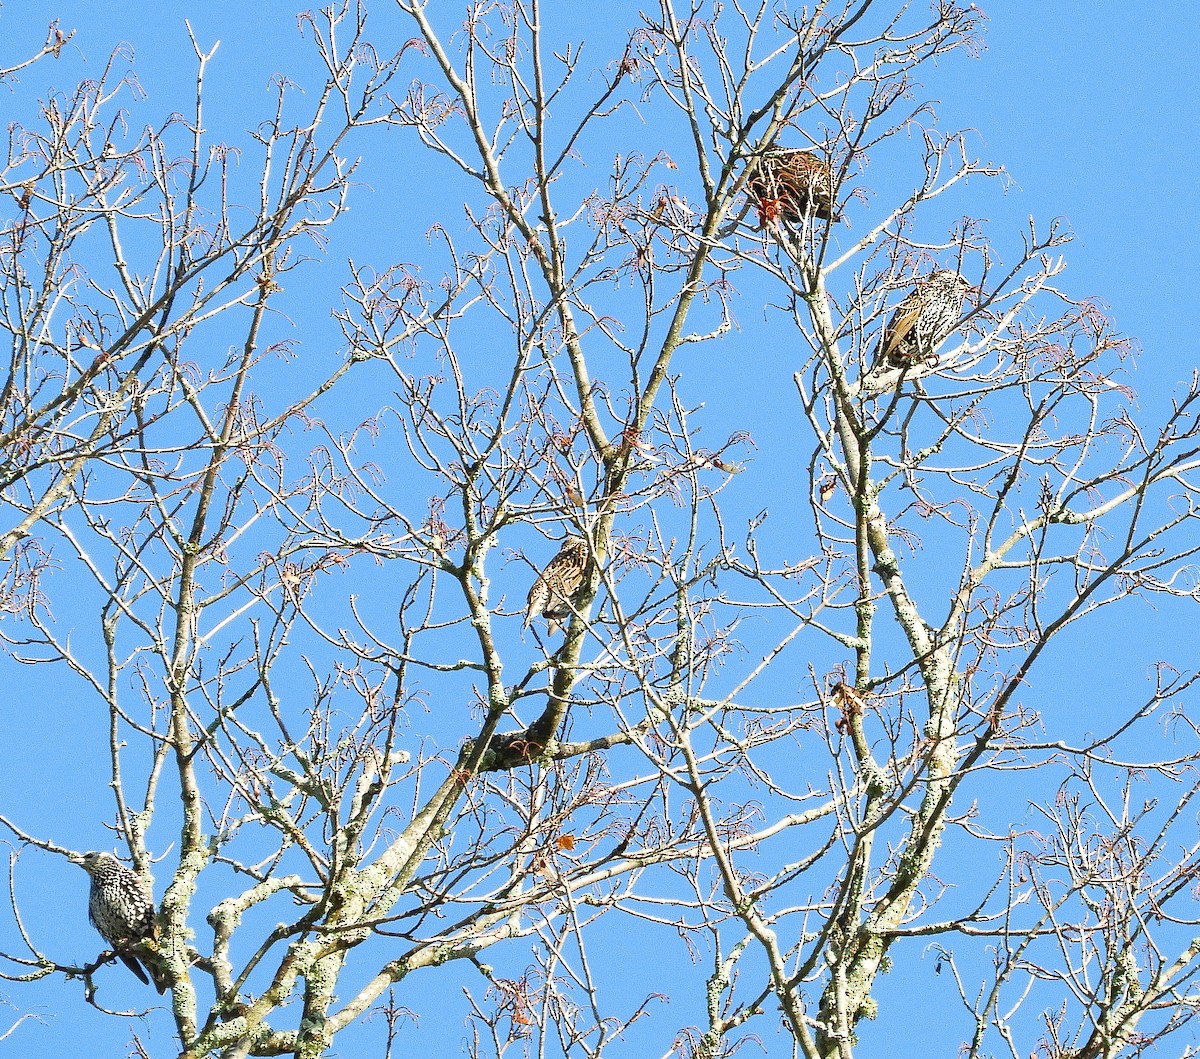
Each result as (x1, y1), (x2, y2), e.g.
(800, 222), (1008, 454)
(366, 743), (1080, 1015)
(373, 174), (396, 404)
(1, 4), (1199, 1058)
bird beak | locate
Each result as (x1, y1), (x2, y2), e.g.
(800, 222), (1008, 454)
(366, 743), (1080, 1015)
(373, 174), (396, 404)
(67, 852), (84, 866)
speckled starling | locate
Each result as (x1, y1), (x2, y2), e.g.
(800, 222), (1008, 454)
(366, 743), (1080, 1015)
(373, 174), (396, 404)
(72, 850), (164, 992)
(746, 149), (841, 225)
(879, 270), (974, 369)
(524, 535), (591, 635)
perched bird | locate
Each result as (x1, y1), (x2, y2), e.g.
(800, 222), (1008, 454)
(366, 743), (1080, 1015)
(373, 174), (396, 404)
(71, 850), (165, 992)
(745, 149), (841, 225)
(879, 270), (974, 369)
(524, 535), (592, 636)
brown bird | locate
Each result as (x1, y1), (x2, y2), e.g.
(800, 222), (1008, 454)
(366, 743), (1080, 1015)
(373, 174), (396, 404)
(71, 850), (167, 992)
(524, 535), (591, 635)
(745, 149), (841, 225)
(879, 270), (974, 369)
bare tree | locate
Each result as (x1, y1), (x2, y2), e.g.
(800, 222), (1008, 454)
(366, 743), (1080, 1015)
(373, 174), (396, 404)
(2, 3), (1199, 1058)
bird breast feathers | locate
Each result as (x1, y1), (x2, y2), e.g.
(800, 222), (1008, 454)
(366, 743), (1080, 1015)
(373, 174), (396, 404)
(524, 538), (590, 627)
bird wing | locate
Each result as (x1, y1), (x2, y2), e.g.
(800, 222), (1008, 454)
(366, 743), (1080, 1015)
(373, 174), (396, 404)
(881, 303), (923, 361)
(795, 156), (841, 221)
(524, 575), (547, 628)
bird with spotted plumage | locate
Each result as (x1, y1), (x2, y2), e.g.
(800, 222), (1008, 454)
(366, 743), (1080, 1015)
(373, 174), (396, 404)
(524, 535), (592, 636)
(878, 270), (974, 370)
(71, 850), (166, 992)
(745, 149), (841, 226)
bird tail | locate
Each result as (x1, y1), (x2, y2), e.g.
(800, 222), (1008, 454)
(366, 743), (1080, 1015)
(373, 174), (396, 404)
(148, 961), (170, 995)
(121, 946), (170, 994)
(118, 952), (150, 987)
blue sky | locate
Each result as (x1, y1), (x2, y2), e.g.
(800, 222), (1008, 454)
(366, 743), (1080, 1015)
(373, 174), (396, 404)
(950, 6), (1200, 404)
(0, 2), (1197, 1056)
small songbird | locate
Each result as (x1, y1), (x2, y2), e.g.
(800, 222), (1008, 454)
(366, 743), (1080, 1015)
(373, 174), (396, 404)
(71, 850), (166, 992)
(879, 270), (974, 369)
(524, 535), (592, 635)
(745, 149), (841, 225)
